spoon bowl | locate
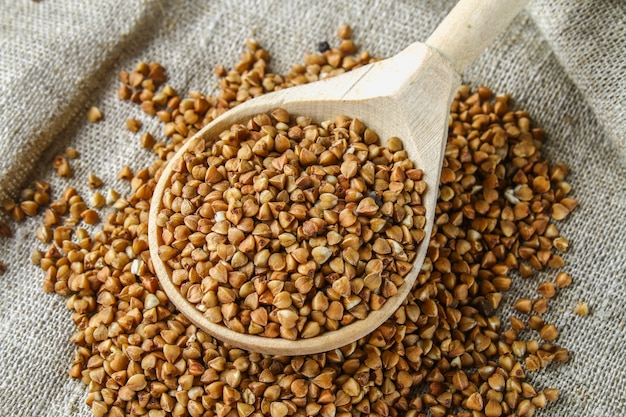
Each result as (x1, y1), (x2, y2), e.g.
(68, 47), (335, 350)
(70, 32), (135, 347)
(148, 0), (529, 355)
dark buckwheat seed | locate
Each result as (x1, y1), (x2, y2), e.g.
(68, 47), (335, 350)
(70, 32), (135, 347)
(317, 41), (330, 53)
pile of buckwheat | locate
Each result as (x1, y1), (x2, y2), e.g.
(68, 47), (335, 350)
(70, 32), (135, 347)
(156, 108), (427, 339)
(16, 25), (577, 417)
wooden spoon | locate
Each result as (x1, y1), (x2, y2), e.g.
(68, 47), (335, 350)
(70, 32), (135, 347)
(149, 0), (529, 355)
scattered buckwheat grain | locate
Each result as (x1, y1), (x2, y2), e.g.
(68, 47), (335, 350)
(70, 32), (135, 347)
(33, 27), (577, 417)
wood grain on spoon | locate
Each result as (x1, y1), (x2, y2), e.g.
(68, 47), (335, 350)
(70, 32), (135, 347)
(148, 0), (529, 355)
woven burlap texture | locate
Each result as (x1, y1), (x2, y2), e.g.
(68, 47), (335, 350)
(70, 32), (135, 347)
(0, 0), (624, 416)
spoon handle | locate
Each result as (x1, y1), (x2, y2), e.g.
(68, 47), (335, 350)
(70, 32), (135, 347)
(426, 0), (530, 73)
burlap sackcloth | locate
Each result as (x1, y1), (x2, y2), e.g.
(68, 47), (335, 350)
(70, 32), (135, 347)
(0, 0), (624, 415)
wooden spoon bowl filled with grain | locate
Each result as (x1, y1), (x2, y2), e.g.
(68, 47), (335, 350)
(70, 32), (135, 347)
(149, 0), (529, 355)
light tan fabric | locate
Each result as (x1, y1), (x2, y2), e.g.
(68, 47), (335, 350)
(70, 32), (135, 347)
(0, 0), (624, 415)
